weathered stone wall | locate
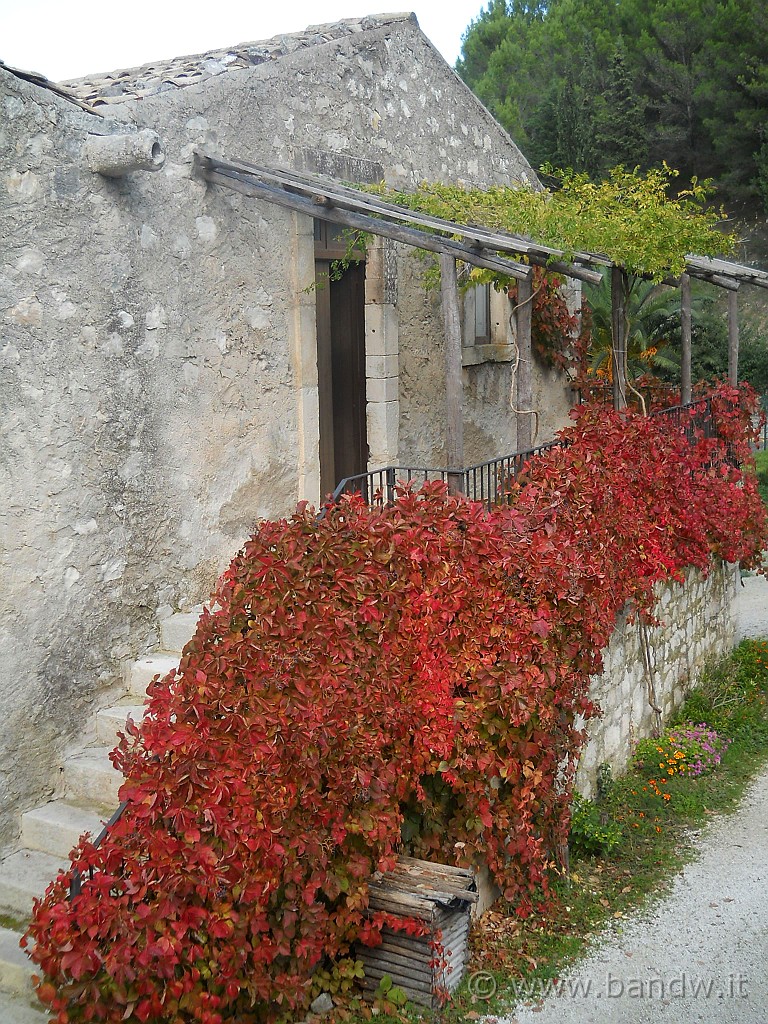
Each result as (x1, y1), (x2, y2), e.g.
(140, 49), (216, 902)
(0, 16), (573, 847)
(0, 70), (303, 846)
(396, 250), (573, 466)
(577, 560), (738, 797)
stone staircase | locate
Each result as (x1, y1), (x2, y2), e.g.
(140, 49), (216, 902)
(0, 611), (200, 1022)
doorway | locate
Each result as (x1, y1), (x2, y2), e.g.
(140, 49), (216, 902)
(314, 222), (368, 498)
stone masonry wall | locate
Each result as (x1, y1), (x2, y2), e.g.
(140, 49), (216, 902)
(577, 560), (738, 797)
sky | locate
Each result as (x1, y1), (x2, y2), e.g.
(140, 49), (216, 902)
(0, 0), (485, 82)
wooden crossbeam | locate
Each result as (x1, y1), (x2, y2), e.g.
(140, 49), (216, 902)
(196, 152), (604, 285)
(198, 158), (535, 281)
(196, 153), (768, 297)
(686, 255), (768, 288)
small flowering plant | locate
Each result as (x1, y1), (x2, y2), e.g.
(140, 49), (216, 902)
(634, 723), (730, 791)
(668, 723), (730, 776)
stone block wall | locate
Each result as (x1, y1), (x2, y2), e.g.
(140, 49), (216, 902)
(577, 560), (737, 797)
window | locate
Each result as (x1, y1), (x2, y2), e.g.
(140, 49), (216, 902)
(461, 283), (514, 366)
(472, 283), (491, 343)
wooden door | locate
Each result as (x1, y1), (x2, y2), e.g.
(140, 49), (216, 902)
(315, 258), (368, 498)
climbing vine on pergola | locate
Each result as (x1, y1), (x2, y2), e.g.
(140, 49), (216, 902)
(365, 165), (735, 280)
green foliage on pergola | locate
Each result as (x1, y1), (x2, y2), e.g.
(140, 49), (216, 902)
(364, 164), (737, 281)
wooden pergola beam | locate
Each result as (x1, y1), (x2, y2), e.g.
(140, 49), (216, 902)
(197, 151), (768, 416)
(686, 255), (768, 289)
(197, 153), (605, 286)
(199, 153), (768, 295)
(199, 160), (535, 281)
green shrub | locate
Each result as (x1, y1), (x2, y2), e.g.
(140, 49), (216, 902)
(675, 640), (768, 739)
(568, 794), (623, 856)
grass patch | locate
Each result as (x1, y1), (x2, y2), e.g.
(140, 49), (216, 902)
(330, 638), (768, 1023)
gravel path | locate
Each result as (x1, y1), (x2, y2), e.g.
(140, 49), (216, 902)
(737, 573), (768, 640)
(489, 574), (768, 1024)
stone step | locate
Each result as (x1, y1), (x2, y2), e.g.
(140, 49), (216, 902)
(96, 704), (146, 746)
(63, 748), (123, 809)
(160, 608), (202, 654)
(0, 850), (65, 920)
(127, 653), (179, 698)
(21, 801), (104, 862)
(0, 927), (35, 999)
(0, 990), (48, 1023)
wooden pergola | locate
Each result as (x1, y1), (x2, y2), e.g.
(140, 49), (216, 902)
(195, 153), (768, 474)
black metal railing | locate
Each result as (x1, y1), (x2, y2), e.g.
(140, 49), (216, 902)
(70, 800), (129, 898)
(577, 381), (683, 409)
(328, 399), (716, 514)
(329, 447), (562, 512)
(330, 465), (453, 506)
(649, 396), (714, 444)
(463, 440), (564, 508)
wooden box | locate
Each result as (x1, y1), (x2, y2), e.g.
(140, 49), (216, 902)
(356, 856), (478, 1007)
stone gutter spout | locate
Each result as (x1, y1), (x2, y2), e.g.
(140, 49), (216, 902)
(85, 129), (165, 177)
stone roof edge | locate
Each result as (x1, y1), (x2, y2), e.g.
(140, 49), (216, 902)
(59, 13), (419, 107)
(0, 60), (103, 116)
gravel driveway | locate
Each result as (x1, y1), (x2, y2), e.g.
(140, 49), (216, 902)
(490, 571), (768, 1024)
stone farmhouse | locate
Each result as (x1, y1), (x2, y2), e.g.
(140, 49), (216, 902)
(0, 14), (578, 853)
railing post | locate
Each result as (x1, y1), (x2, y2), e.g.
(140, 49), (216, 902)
(386, 467), (396, 504)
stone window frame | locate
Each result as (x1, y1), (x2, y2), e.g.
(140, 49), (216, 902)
(462, 283), (515, 367)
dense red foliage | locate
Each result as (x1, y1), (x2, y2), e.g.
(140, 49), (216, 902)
(24, 384), (766, 1023)
(507, 267), (583, 369)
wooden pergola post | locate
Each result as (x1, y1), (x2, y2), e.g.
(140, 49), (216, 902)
(728, 289), (739, 385)
(681, 273), (692, 404)
(611, 265), (628, 411)
(516, 270), (534, 451)
(440, 253), (465, 495)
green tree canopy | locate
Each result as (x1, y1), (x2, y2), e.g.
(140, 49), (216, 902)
(458, 0), (768, 212)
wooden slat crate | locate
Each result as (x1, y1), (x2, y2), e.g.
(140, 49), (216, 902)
(356, 856), (478, 1007)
